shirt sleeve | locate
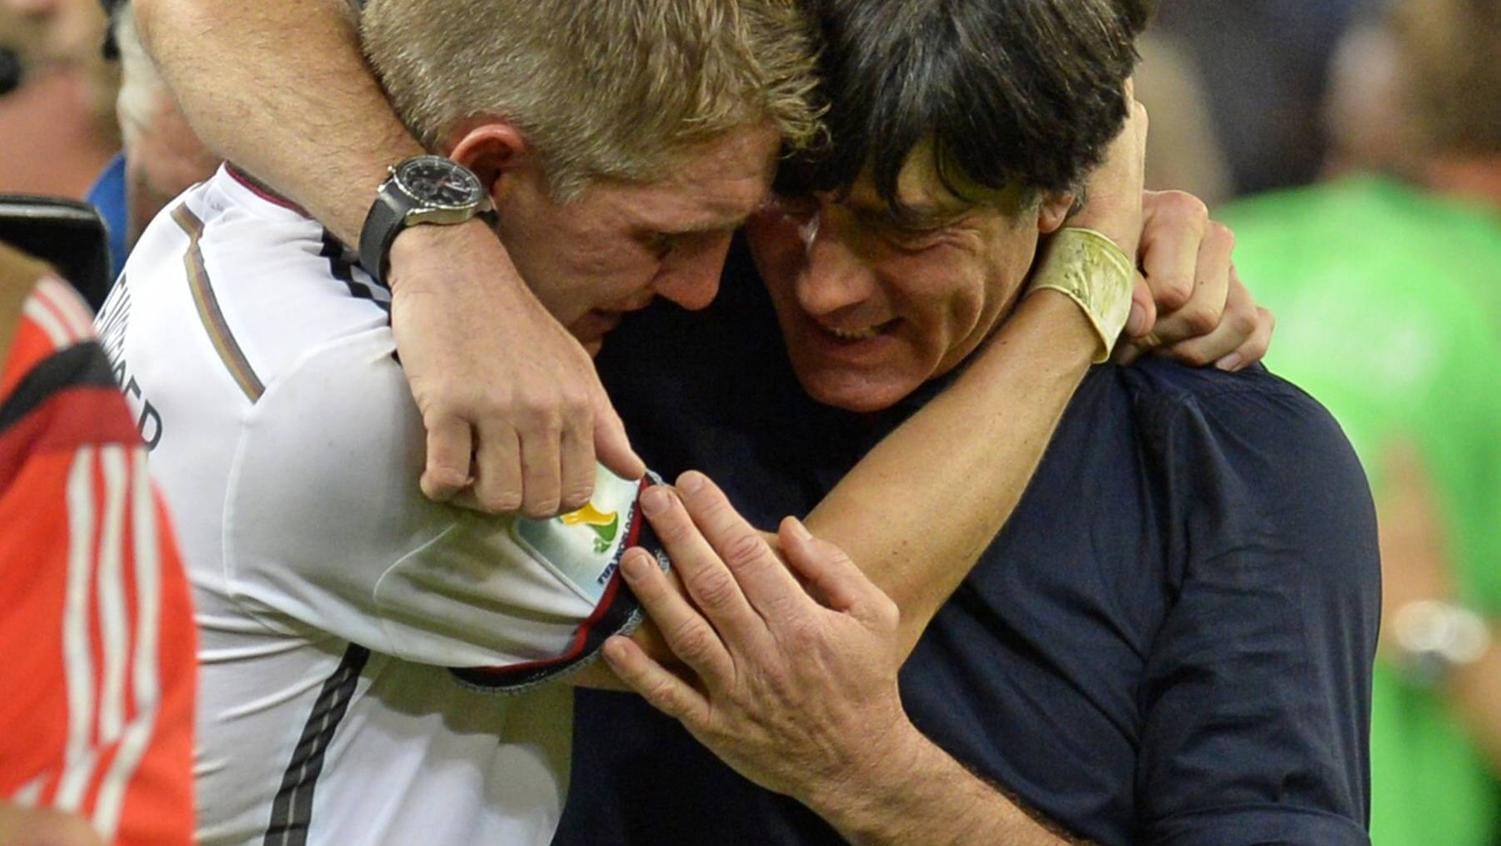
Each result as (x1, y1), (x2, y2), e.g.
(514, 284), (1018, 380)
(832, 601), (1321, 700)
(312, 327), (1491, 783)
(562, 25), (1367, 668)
(221, 331), (657, 689)
(1134, 376), (1381, 846)
(0, 276), (196, 846)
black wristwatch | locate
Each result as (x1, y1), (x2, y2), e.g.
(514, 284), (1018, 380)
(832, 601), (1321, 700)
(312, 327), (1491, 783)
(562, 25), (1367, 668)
(358, 155), (491, 287)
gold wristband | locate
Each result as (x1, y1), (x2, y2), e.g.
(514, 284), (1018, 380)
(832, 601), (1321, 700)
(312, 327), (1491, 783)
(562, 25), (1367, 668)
(1024, 227), (1135, 363)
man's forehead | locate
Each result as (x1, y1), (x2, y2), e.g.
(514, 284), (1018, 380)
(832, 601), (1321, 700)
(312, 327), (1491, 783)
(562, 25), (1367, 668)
(841, 138), (1020, 227)
(632, 125), (782, 228)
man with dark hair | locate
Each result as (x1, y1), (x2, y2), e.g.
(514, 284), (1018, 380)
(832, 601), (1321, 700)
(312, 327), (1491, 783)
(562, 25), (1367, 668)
(558, 1), (1376, 844)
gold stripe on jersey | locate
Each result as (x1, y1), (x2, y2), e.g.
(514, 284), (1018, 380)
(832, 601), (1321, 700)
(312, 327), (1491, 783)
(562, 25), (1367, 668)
(171, 206), (265, 402)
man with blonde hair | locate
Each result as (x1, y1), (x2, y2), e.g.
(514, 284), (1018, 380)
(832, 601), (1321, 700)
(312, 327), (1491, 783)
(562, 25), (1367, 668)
(97, 1), (819, 843)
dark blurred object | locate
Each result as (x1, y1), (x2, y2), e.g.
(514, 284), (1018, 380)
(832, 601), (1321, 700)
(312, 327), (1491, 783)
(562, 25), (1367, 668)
(99, 0), (125, 60)
(1152, 0), (1376, 197)
(0, 46), (21, 96)
(0, 196), (111, 311)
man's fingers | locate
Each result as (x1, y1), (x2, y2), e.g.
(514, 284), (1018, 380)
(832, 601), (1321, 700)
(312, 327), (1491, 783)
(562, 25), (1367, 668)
(1216, 305), (1275, 372)
(1156, 261), (1255, 367)
(775, 518), (875, 613)
(618, 546), (735, 685)
(558, 415), (596, 513)
(1143, 220), (1234, 348)
(1137, 190), (1210, 317)
(675, 471), (806, 620)
(1124, 275), (1157, 340)
(517, 420), (564, 518)
(601, 635), (711, 728)
(469, 424), (522, 513)
(594, 393), (646, 481)
(420, 414), (474, 502)
(640, 485), (768, 645)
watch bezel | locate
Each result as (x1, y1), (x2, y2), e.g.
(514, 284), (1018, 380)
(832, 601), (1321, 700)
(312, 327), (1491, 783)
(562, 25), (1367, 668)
(389, 154), (485, 212)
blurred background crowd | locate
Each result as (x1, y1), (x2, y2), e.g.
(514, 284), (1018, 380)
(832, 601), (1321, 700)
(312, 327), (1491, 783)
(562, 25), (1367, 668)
(1, 0), (1497, 843)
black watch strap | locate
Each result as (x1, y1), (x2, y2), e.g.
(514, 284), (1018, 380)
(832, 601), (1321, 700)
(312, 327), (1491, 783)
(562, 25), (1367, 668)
(358, 190), (404, 288)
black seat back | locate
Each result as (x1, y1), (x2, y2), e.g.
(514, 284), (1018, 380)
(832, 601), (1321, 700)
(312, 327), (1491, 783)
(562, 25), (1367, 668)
(0, 195), (112, 312)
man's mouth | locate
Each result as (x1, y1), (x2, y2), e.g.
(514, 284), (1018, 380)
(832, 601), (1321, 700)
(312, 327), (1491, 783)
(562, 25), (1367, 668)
(816, 318), (900, 343)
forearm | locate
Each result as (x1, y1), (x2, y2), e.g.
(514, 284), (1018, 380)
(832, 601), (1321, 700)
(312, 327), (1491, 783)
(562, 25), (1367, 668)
(803, 290), (1094, 656)
(1446, 629), (1501, 775)
(134, 0), (419, 244)
(806, 721), (1080, 846)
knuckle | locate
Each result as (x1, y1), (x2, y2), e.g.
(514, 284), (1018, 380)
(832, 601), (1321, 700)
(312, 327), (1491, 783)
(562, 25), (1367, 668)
(1172, 344), (1214, 368)
(515, 395), (562, 428)
(1154, 276), (1194, 310)
(1228, 309), (1259, 338)
(522, 496), (562, 519)
(782, 615), (823, 648)
(669, 620), (716, 663)
(643, 676), (683, 716)
(560, 388), (592, 416)
(1170, 191), (1210, 221)
(484, 490), (524, 513)
(1207, 220), (1236, 251)
(689, 568), (740, 611)
(720, 531), (767, 571)
(559, 486), (593, 511)
(872, 596), (901, 631)
(1180, 304), (1220, 336)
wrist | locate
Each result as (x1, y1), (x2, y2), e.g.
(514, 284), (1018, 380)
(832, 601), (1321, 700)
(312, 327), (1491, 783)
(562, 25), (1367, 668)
(386, 218), (519, 295)
(800, 716), (933, 842)
(1391, 599), (1493, 688)
(1024, 228), (1134, 362)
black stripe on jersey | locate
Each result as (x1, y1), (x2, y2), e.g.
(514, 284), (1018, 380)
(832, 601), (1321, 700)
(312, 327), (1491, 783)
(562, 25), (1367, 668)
(262, 644), (371, 846)
(0, 342), (116, 435)
(320, 231), (391, 316)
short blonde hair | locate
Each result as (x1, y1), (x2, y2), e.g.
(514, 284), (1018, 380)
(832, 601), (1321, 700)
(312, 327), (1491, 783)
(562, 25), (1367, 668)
(360, 0), (822, 198)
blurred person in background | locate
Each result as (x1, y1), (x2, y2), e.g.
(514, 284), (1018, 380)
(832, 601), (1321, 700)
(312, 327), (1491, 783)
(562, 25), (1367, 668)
(84, 0), (218, 279)
(0, 239), (196, 844)
(1220, 0), (1501, 843)
(1134, 31), (1233, 207)
(0, 0), (118, 198)
(1152, 0), (1375, 196)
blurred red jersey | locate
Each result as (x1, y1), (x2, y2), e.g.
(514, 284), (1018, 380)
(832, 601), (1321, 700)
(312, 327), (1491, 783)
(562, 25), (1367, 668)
(0, 244), (196, 846)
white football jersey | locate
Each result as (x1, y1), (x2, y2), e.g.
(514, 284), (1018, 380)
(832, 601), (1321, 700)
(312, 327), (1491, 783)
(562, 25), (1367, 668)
(96, 166), (657, 846)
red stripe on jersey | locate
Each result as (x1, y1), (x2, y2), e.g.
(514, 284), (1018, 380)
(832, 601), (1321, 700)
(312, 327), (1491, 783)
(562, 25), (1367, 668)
(1, 280), (196, 845)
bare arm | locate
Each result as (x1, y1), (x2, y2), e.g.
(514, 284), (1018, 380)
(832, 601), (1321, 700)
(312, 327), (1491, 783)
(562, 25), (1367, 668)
(133, 0), (643, 516)
(1376, 442), (1501, 775)
(805, 289), (1095, 657)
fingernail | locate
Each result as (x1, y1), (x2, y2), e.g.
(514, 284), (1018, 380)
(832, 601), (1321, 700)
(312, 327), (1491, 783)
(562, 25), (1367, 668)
(786, 516), (813, 541)
(677, 471), (705, 493)
(1215, 352), (1242, 371)
(1127, 301), (1147, 337)
(621, 549), (652, 579)
(640, 487), (668, 516)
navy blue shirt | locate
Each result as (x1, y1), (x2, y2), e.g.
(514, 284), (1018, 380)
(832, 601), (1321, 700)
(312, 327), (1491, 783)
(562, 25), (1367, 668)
(558, 241), (1379, 846)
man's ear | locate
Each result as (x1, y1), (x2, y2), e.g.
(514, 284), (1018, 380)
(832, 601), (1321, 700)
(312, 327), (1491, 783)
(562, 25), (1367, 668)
(1037, 192), (1075, 234)
(445, 120), (531, 203)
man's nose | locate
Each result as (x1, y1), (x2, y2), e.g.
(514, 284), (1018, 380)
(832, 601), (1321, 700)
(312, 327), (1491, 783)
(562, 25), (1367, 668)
(652, 233), (730, 312)
(797, 211), (879, 317)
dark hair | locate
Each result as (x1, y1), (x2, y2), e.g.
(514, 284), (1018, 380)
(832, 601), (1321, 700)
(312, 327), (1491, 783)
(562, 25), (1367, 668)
(778, 0), (1152, 219)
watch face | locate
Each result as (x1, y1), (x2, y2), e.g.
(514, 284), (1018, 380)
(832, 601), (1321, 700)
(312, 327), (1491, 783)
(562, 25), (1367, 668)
(393, 156), (482, 209)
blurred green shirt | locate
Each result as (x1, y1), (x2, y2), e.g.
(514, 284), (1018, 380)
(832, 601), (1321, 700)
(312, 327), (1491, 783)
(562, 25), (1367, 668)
(1222, 175), (1501, 846)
